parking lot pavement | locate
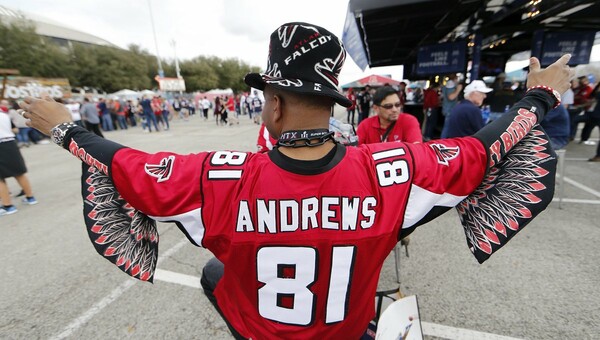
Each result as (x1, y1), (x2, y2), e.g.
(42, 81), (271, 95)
(1, 110), (598, 339)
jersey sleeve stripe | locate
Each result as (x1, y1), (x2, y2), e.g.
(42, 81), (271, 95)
(149, 208), (205, 247)
(402, 184), (466, 229)
(372, 148), (406, 160)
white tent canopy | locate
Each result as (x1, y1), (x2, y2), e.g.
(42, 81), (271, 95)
(139, 89), (157, 97)
(110, 89), (139, 96)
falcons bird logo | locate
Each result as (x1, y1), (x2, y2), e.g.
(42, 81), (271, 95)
(429, 143), (460, 165)
(145, 156), (175, 183)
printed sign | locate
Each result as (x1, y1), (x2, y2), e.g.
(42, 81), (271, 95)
(416, 41), (467, 76)
(157, 77), (186, 92)
(539, 31), (595, 66)
(0, 77), (70, 99)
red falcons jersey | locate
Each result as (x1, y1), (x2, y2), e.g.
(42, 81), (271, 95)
(106, 138), (487, 338)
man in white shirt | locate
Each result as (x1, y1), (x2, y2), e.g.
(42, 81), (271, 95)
(201, 97), (210, 120)
(65, 99), (83, 127)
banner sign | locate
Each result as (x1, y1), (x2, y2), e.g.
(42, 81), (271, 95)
(416, 41), (467, 75)
(469, 34), (482, 81)
(157, 77), (186, 92)
(0, 77), (70, 99)
(342, 5), (369, 71)
(540, 31), (595, 66)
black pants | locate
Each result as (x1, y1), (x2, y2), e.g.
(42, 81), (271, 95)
(347, 108), (356, 125)
(201, 258), (246, 340)
(84, 122), (104, 138)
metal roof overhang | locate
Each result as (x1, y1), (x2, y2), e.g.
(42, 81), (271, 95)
(348, 0), (600, 71)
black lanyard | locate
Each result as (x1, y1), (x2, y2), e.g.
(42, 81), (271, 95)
(380, 121), (396, 142)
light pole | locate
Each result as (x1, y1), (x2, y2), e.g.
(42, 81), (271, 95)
(147, 0), (164, 78)
(171, 39), (181, 79)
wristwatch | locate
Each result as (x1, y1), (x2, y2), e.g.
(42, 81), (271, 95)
(527, 85), (561, 109)
(50, 122), (78, 146)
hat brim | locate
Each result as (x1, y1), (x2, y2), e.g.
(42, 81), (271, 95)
(244, 73), (352, 107)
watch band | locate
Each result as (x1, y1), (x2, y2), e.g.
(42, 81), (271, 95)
(50, 122), (78, 146)
(526, 85), (561, 109)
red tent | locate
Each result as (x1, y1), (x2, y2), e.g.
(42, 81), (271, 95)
(341, 74), (401, 89)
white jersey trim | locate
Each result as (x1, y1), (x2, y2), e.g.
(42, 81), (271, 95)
(402, 184), (466, 229)
(149, 208), (205, 246)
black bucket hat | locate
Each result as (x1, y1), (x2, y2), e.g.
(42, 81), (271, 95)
(244, 22), (352, 107)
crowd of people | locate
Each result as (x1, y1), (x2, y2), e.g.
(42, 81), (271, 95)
(345, 71), (600, 161)
(0, 91), (266, 217)
(2, 92), (266, 144)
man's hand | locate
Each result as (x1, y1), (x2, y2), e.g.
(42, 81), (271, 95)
(19, 94), (73, 135)
(526, 54), (575, 94)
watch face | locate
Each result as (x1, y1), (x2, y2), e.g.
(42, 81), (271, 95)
(52, 127), (65, 144)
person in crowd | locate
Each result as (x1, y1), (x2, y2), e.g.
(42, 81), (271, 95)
(540, 104), (570, 150)
(250, 91), (264, 125)
(346, 87), (357, 125)
(574, 83), (600, 152)
(172, 97), (182, 119)
(412, 87), (424, 103)
(214, 96), (223, 125)
(220, 96), (230, 125)
(397, 81), (407, 106)
(126, 99), (138, 127)
(201, 96), (210, 121)
(65, 99), (84, 128)
(445, 80), (493, 138)
(8, 101), (32, 147)
(152, 96), (168, 130)
(357, 85), (372, 124)
(19, 22), (572, 339)
(140, 95), (159, 132)
(571, 75), (595, 143)
(98, 98), (113, 132)
(225, 95), (238, 125)
(440, 73), (464, 138)
(422, 82), (441, 140)
(113, 98), (128, 130)
(0, 100), (38, 216)
(577, 83), (600, 145)
(256, 122), (277, 153)
(80, 97), (103, 137)
(356, 86), (422, 144)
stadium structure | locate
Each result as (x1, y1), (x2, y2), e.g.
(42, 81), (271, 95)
(0, 4), (118, 49)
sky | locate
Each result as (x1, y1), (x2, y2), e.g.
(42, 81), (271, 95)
(0, 0), (405, 85)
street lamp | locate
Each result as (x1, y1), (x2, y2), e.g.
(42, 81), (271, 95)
(147, 0), (164, 78)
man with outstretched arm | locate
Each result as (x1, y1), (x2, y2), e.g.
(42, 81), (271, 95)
(20, 22), (572, 339)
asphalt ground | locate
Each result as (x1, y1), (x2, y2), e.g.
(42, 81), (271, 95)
(1, 108), (599, 340)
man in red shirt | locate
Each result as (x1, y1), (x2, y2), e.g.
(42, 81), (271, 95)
(356, 86), (422, 144)
(346, 87), (357, 125)
(21, 22), (572, 339)
(422, 82), (441, 140)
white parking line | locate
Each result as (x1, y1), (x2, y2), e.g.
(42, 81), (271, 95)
(154, 268), (201, 288)
(421, 321), (523, 340)
(153, 269), (523, 340)
(49, 238), (189, 340)
(552, 198), (600, 205)
(559, 175), (600, 198)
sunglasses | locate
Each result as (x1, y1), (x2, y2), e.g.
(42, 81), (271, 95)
(378, 102), (402, 110)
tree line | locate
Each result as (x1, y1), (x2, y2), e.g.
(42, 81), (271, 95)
(0, 19), (261, 93)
